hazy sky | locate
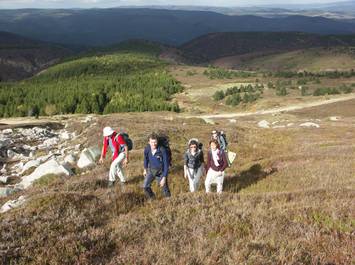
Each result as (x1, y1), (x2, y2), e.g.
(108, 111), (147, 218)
(0, 0), (346, 9)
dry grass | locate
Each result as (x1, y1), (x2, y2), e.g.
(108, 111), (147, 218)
(1, 104), (354, 264)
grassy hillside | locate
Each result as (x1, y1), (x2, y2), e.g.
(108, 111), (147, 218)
(213, 47), (355, 72)
(0, 41), (182, 117)
(0, 103), (354, 264)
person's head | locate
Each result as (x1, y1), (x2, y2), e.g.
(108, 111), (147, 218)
(209, 139), (220, 151)
(103, 127), (115, 137)
(189, 140), (198, 153)
(149, 133), (158, 150)
(211, 130), (218, 139)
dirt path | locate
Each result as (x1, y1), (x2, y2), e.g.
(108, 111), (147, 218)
(187, 93), (355, 120)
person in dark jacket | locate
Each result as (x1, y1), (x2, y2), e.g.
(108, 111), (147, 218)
(205, 139), (228, 193)
(143, 133), (171, 199)
(184, 139), (205, 192)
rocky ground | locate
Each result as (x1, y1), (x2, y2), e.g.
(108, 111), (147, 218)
(0, 115), (101, 212)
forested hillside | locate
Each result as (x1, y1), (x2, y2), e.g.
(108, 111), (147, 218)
(0, 41), (182, 117)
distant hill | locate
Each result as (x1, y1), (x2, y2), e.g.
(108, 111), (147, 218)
(0, 9), (354, 46)
(179, 32), (355, 63)
(213, 47), (355, 72)
(0, 31), (73, 81)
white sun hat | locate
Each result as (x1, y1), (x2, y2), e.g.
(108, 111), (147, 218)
(103, 127), (115, 137)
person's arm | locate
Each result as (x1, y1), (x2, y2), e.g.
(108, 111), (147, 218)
(221, 151), (228, 171)
(183, 152), (188, 179)
(99, 137), (108, 163)
(143, 146), (149, 177)
(143, 146), (149, 169)
(161, 147), (169, 178)
(205, 151), (211, 172)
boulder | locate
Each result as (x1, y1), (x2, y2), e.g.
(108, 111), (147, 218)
(329, 116), (340, 121)
(21, 160), (41, 174)
(300, 122), (320, 128)
(59, 131), (72, 141)
(0, 187), (16, 197)
(0, 176), (9, 184)
(64, 154), (77, 165)
(258, 120), (270, 128)
(77, 147), (100, 169)
(0, 196), (26, 213)
(0, 138), (11, 148)
(20, 159), (73, 189)
(2, 128), (13, 134)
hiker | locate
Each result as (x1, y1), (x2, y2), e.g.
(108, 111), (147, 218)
(205, 139), (228, 193)
(211, 130), (228, 151)
(99, 127), (129, 187)
(143, 133), (171, 199)
(184, 139), (205, 192)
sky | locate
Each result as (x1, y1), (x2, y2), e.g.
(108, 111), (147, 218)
(0, 0), (346, 9)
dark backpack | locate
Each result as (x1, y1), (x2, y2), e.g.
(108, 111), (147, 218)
(157, 135), (172, 166)
(220, 132), (228, 148)
(116, 132), (133, 151)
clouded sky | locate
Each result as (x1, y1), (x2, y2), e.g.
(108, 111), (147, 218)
(0, 0), (345, 9)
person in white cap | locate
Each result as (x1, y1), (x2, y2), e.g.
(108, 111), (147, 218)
(99, 127), (129, 187)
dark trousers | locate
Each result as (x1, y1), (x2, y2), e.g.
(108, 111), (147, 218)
(143, 169), (171, 198)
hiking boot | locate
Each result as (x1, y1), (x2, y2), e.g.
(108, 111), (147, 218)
(108, 180), (115, 188)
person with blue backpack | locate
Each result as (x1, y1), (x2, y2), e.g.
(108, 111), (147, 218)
(143, 133), (171, 199)
(99, 127), (132, 187)
(211, 130), (228, 151)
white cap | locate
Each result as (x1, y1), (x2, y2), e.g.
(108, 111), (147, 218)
(103, 127), (115, 137)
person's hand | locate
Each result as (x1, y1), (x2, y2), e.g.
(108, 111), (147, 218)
(123, 158), (128, 167)
(143, 169), (147, 177)
(99, 157), (104, 164)
(160, 177), (166, 187)
(184, 173), (187, 179)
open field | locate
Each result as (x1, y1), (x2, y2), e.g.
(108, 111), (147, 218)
(1, 96), (354, 264)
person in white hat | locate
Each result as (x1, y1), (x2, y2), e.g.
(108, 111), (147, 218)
(99, 127), (129, 187)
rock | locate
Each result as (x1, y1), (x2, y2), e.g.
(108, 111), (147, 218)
(258, 120), (270, 128)
(0, 164), (6, 175)
(0, 196), (26, 213)
(329, 116), (340, 121)
(43, 137), (59, 147)
(64, 154), (76, 165)
(0, 187), (16, 197)
(203, 118), (215, 125)
(272, 125), (286, 129)
(300, 122), (320, 128)
(229, 119), (237, 123)
(75, 144), (81, 151)
(7, 149), (17, 159)
(37, 154), (53, 163)
(21, 160), (41, 174)
(287, 123), (295, 127)
(77, 147), (100, 169)
(2, 128), (13, 134)
(0, 176), (9, 184)
(82, 115), (94, 123)
(0, 138), (10, 148)
(20, 159), (73, 189)
(59, 131), (72, 141)
(11, 162), (24, 172)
